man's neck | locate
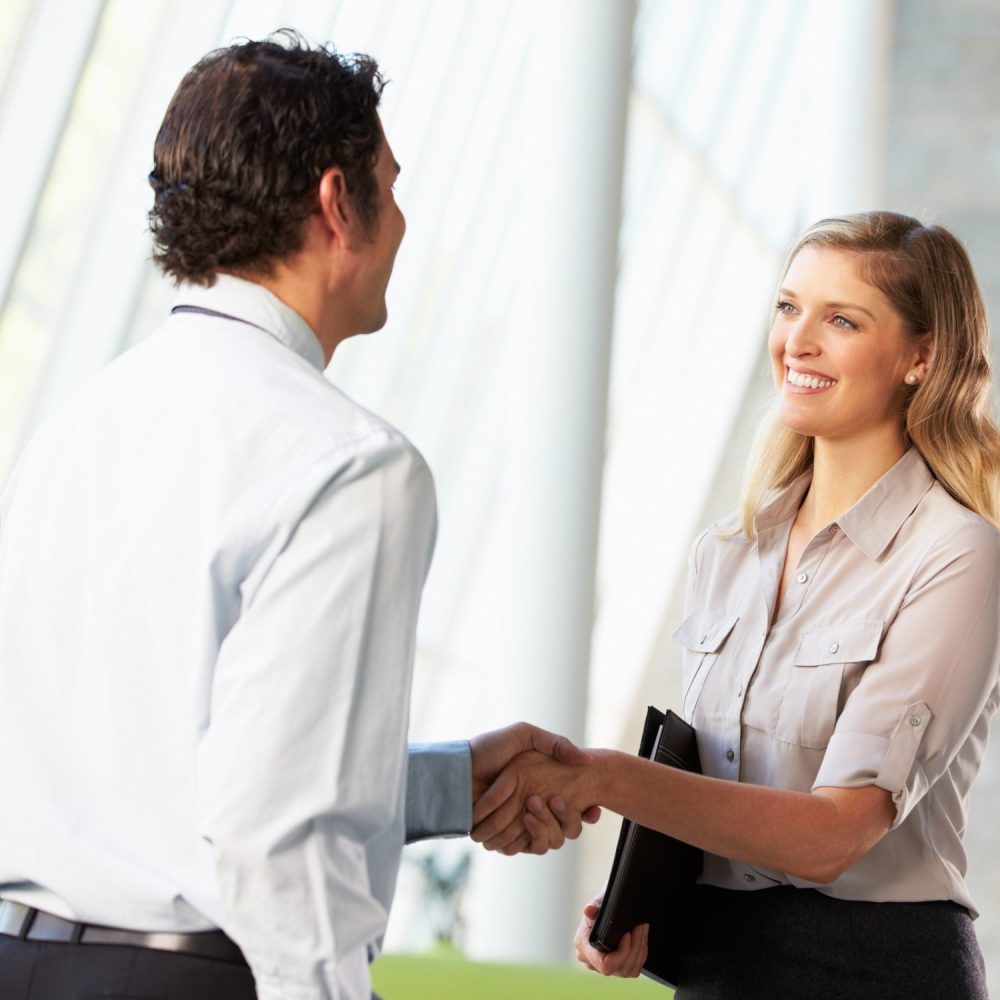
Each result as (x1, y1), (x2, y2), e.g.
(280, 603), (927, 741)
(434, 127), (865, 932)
(253, 267), (351, 365)
(232, 257), (354, 365)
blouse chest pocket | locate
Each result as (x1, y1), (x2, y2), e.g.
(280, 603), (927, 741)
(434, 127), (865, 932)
(672, 611), (740, 721)
(776, 619), (884, 750)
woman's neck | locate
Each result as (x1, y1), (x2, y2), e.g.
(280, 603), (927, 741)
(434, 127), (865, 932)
(798, 429), (908, 533)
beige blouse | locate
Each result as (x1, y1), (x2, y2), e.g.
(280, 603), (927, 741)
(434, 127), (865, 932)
(673, 448), (1000, 914)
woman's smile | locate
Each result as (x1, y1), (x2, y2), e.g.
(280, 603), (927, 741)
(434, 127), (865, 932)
(785, 365), (837, 393)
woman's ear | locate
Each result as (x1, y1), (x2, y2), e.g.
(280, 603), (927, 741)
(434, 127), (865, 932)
(907, 335), (934, 383)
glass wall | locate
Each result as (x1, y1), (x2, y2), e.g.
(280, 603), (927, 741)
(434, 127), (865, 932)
(1, 0), (996, 986)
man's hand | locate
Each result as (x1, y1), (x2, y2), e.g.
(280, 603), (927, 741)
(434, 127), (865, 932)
(468, 723), (600, 855)
(574, 894), (649, 977)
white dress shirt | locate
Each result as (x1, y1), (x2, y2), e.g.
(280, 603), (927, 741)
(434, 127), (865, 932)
(0, 275), (460, 999)
(674, 449), (1000, 914)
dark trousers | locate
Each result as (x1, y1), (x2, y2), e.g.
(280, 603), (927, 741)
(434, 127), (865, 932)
(672, 885), (988, 1000)
(0, 935), (258, 1000)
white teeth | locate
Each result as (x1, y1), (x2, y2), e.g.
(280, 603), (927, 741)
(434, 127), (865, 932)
(787, 370), (835, 389)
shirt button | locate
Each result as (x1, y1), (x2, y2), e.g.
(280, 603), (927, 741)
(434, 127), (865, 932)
(796, 572), (808, 584)
(910, 715), (922, 727)
(829, 642), (839, 654)
(725, 749), (736, 762)
(744, 873), (756, 883)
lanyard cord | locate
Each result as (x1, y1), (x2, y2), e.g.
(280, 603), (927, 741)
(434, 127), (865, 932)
(170, 304), (272, 338)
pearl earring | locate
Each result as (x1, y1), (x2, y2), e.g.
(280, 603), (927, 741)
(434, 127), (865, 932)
(906, 374), (919, 385)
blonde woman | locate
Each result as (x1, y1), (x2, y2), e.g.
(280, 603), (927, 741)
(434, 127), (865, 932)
(474, 212), (1000, 998)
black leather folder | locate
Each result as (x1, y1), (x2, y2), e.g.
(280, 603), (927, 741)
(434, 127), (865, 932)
(589, 706), (703, 988)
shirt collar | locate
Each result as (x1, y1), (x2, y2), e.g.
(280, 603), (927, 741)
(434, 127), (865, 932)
(754, 471), (812, 535)
(754, 448), (935, 560)
(836, 448), (935, 559)
(172, 274), (326, 372)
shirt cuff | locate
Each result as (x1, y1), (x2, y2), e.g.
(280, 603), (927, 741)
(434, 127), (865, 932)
(405, 741), (473, 842)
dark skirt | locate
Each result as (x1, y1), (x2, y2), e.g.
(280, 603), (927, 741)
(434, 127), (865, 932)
(671, 885), (988, 1000)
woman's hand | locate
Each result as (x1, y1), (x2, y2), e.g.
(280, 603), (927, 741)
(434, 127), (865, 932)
(574, 893), (649, 978)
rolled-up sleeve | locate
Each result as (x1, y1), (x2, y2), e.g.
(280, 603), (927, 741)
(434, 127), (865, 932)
(814, 520), (1000, 827)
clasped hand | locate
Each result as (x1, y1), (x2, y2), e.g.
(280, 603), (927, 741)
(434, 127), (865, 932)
(574, 894), (649, 978)
(469, 726), (600, 855)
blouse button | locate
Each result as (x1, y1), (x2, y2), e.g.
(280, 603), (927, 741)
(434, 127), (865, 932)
(796, 572), (808, 584)
(725, 749), (736, 762)
(910, 715), (922, 727)
(829, 642), (839, 654)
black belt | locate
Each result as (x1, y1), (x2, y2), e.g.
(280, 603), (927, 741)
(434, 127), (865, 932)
(0, 900), (247, 966)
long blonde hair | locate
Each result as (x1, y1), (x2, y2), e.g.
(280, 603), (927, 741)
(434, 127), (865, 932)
(739, 211), (1000, 538)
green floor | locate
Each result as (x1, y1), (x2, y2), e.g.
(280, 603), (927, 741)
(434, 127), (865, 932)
(371, 953), (671, 999)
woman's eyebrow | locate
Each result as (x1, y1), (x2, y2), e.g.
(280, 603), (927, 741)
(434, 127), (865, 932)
(778, 289), (877, 322)
(825, 300), (877, 321)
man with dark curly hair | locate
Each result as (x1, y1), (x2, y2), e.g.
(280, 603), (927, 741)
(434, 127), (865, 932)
(148, 32), (388, 288)
(0, 33), (594, 1000)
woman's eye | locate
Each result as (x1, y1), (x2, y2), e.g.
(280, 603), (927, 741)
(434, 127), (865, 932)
(775, 300), (795, 315)
(831, 314), (858, 330)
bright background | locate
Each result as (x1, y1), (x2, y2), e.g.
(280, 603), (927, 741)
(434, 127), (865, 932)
(2, 0), (998, 991)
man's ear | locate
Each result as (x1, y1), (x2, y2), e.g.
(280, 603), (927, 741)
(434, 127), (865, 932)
(317, 166), (358, 250)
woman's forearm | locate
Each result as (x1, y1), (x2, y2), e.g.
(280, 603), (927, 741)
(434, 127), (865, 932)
(582, 749), (893, 883)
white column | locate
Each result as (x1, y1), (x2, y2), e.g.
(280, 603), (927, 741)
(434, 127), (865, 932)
(20, 0), (233, 435)
(804, 0), (895, 219)
(0, 0), (105, 313)
(466, 0), (635, 965)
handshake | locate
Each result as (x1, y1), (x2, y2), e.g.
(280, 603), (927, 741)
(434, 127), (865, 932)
(467, 721), (602, 855)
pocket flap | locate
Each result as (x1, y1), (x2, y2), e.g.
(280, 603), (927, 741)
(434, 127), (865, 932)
(671, 611), (740, 653)
(793, 619), (884, 666)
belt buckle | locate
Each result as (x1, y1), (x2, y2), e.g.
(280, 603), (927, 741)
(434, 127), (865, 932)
(0, 901), (34, 938)
(27, 910), (81, 943)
